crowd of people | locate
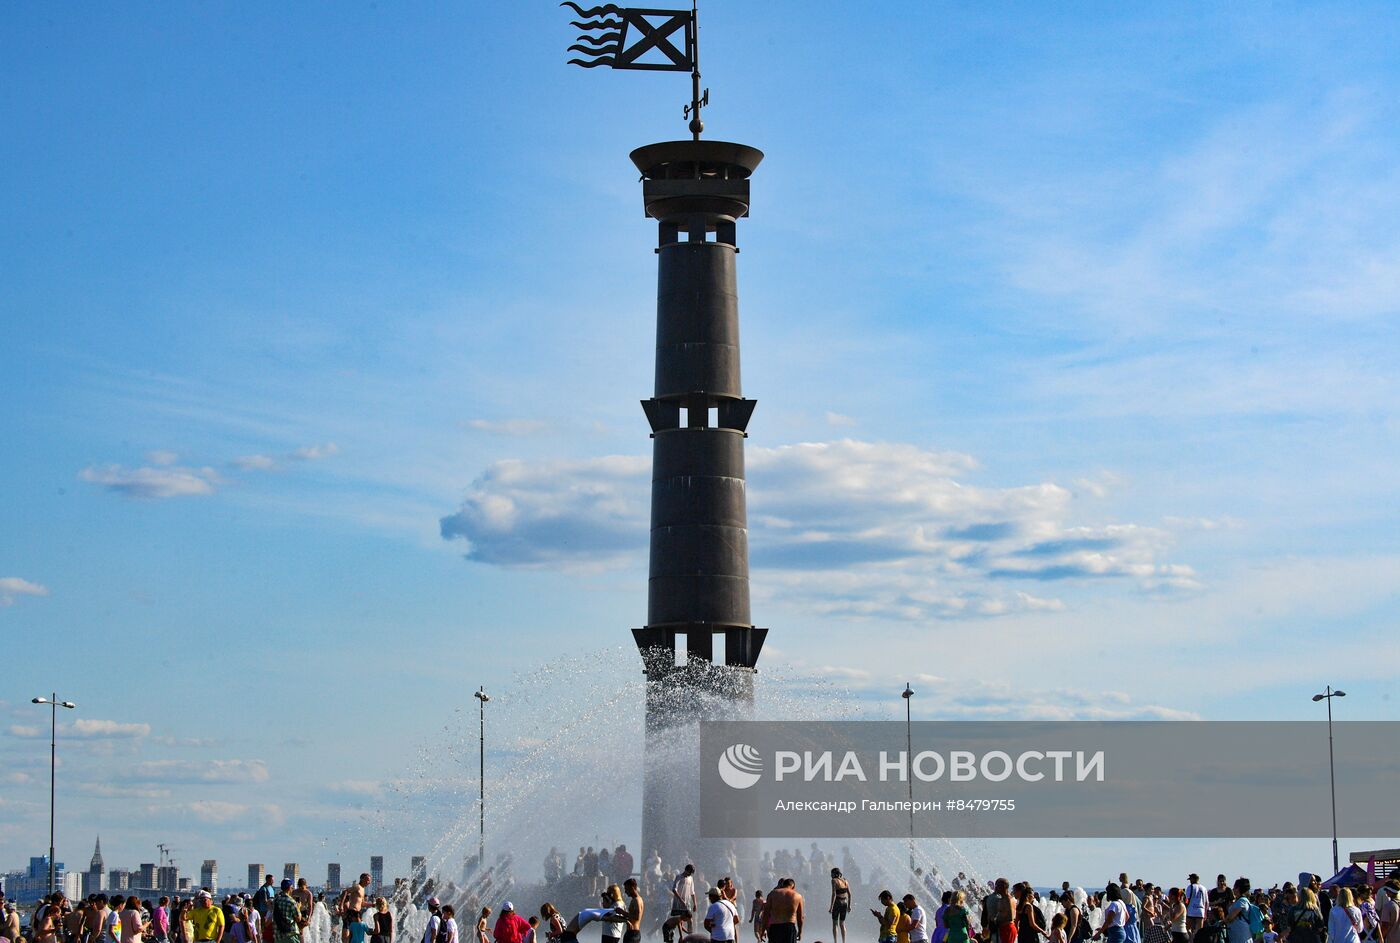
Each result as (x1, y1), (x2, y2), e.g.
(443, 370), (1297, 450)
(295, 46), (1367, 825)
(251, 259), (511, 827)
(8, 866), (1398, 943)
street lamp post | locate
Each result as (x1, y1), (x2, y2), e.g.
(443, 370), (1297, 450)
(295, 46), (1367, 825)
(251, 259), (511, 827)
(1312, 685), (1347, 874)
(902, 683), (915, 873)
(31, 694), (76, 896)
(474, 686), (490, 871)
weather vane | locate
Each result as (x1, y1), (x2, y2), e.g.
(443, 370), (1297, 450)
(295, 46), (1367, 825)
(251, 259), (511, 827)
(562, 1), (709, 140)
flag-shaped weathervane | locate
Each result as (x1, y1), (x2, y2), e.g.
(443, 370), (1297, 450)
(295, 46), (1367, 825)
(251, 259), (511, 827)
(562, 1), (710, 139)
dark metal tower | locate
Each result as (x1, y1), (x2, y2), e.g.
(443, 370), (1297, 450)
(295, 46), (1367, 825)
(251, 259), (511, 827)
(629, 138), (767, 872)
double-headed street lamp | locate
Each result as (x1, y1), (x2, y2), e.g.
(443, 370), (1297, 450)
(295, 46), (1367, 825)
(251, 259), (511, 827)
(474, 686), (490, 871)
(1311, 686), (1346, 875)
(31, 694), (77, 895)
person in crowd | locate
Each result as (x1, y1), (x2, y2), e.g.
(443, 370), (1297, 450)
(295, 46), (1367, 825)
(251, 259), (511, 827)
(1224, 879), (1255, 943)
(904, 894), (928, 943)
(598, 890), (623, 943)
(1282, 889), (1324, 943)
(1096, 885), (1129, 943)
(1018, 887), (1047, 943)
(556, 903), (627, 943)
(750, 893), (766, 943)
(1356, 887), (1379, 942)
(871, 890), (901, 943)
(671, 866), (698, 936)
(705, 889), (738, 943)
(1210, 881), (1233, 914)
(830, 868), (851, 943)
(933, 891), (954, 943)
(369, 898), (392, 943)
(273, 881), (305, 943)
(439, 908), (459, 943)
(421, 900), (442, 943)
(493, 903), (531, 943)
(190, 892), (225, 943)
(622, 878), (644, 943)
(983, 879), (1016, 943)
(2, 902), (22, 943)
(227, 904), (254, 943)
(944, 892), (973, 943)
(762, 879), (803, 943)
(253, 879), (277, 940)
(122, 896), (147, 943)
(1051, 914), (1070, 943)
(1329, 889), (1364, 943)
(475, 908), (492, 943)
(537, 906), (563, 943)
(1166, 888), (1189, 943)
(1377, 879), (1400, 943)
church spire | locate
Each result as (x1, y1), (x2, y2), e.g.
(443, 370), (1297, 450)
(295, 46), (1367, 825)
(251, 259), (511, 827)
(90, 835), (104, 869)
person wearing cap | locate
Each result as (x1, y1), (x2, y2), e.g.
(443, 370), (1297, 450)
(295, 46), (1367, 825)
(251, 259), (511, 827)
(271, 882), (303, 943)
(421, 901), (442, 943)
(190, 893), (225, 943)
(494, 904), (531, 943)
(1376, 880), (1400, 943)
(2, 901), (22, 943)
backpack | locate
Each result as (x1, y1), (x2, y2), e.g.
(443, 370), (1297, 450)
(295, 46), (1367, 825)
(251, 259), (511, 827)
(436, 918), (453, 943)
(1244, 903), (1265, 941)
(1071, 908), (1092, 943)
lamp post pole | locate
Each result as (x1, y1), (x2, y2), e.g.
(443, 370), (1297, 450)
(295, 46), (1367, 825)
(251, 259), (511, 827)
(474, 687), (490, 871)
(902, 683), (915, 873)
(1312, 685), (1347, 874)
(32, 694), (76, 896)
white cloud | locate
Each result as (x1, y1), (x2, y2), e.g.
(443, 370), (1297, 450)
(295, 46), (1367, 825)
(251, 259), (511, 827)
(150, 800), (285, 826)
(441, 438), (1198, 619)
(76, 783), (171, 799)
(68, 718), (150, 739)
(232, 442), (339, 471)
(123, 758), (270, 784)
(7, 725), (42, 738)
(824, 411), (857, 427)
(79, 463), (222, 499)
(0, 577), (49, 607)
(289, 442), (339, 461)
(466, 418), (550, 436)
(145, 450), (180, 466)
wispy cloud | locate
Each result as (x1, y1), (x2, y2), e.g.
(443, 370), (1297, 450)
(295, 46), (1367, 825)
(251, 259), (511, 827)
(79, 463), (222, 499)
(233, 441), (339, 470)
(121, 758), (270, 784)
(83, 441), (339, 498)
(0, 577), (49, 607)
(465, 418), (550, 436)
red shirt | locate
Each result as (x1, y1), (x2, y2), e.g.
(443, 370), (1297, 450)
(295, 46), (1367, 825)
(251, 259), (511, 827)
(493, 914), (530, 943)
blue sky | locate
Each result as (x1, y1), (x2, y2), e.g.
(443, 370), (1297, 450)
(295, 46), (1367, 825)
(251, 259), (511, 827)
(3, 1), (1398, 890)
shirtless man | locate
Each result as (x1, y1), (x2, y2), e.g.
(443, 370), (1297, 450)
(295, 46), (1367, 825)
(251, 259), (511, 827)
(293, 881), (315, 938)
(623, 880), (645, 943)
(83, 896), (110, 943)
(763, 880), (804, 943)
(341, 875), (371, 943)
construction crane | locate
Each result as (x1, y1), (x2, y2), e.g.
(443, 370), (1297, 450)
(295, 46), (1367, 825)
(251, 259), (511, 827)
(157, 843), (169, 866)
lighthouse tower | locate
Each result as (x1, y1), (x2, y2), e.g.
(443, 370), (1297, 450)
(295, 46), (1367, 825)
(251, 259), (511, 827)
(629, 138), (767, 873)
